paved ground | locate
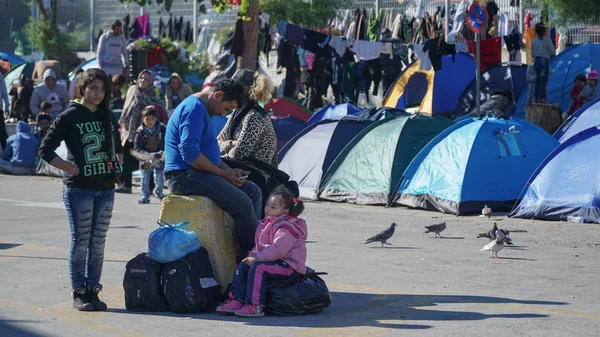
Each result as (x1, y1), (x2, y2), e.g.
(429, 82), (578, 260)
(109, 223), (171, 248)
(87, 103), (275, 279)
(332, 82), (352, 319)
(1, 175), (600, 336)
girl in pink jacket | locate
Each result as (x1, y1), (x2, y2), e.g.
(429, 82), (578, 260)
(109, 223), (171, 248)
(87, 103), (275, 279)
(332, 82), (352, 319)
(217, 185), (307, 318)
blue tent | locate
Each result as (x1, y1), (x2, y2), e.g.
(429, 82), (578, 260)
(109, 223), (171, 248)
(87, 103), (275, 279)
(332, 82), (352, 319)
(382, 52), (476, 117)
(0, 52), (26, 68)
(554, 96), (600, 143)
(515, 43), (600, 118)
(307, 103), (361, 125)
(511, 126), (600, 223)
(455, 63), (528, 118)
(278, 116), (372, 200)
(271, 115), (307, 151)
(394, 117), (559, 214)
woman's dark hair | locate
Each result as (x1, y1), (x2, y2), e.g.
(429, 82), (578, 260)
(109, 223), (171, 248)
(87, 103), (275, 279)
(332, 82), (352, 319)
(575, 74), (587, 83)
(535, 22), (546, 39)
(78, 69), (118, 179)
(270, 185), (304, 217)
(142, 105), (158, 117)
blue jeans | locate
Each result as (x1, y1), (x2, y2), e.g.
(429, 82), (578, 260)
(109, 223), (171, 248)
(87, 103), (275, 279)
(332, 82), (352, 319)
(534, 56), (549, 100)
(141, 168), (164, 199)
(165, 168), (262, 257)
(63, 186), (115, 289)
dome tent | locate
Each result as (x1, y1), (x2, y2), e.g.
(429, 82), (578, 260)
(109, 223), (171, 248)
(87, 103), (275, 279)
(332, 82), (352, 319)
(511, 126), (600, 223)
(554, 96), (600, 143)
(278, 116), (373, 200)
(395, 117), (559, 214)
(319, 113), (454, 205)
(307, 103), (362, 125)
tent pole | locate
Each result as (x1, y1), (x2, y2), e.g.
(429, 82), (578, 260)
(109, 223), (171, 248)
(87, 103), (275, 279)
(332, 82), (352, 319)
(476, 32), (481, 116)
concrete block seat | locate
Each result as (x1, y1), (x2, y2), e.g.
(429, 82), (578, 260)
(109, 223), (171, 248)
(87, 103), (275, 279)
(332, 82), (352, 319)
(159, 195), (237, 290)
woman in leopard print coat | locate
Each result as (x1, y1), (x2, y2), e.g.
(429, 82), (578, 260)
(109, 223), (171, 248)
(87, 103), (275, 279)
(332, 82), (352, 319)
(218, 70), (278, 167)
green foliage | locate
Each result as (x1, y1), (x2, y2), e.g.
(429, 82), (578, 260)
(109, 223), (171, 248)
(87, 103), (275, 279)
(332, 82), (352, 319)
(537, 0), (600, 24)
(119, 0), (233, 14)
(23, 14), (82, 71)
(261, 0), (345, 29)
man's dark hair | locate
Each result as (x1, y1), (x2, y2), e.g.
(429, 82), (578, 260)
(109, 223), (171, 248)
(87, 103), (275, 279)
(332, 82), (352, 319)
(112, 20), (122, 28)
(211, 79), (244, 105)
(112, 74), (126, 86)
(36, 113), (52, 123)
(40, 101), (52, 112)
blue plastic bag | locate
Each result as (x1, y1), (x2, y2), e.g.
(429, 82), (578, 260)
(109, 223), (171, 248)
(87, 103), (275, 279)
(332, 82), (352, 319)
(148, 220), (201, 264)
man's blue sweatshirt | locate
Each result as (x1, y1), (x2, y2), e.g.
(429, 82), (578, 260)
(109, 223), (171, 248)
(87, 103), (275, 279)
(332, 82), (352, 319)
(165, 96), (221, 172)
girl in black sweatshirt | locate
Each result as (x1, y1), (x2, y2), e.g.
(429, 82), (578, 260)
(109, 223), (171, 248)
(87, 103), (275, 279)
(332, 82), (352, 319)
(39, 69), (123, 312)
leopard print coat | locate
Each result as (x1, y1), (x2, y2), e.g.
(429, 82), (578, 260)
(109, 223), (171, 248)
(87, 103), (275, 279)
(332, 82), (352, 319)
(218, 109), (278, 167)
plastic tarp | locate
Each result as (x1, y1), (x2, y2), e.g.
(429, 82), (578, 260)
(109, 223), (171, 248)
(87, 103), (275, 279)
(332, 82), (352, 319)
(319, 114), (453, 205)
(271, 115), (307, 152)
(307, 103), (361, 125)
(383, 52), (476, 117)
(265, 97), (312, 122)
(278, 116), (372, 200)
(554, 96), (600, 143)
(455, 63), (528, 118)
(69, 58), (99, 80)
(515, 43), (600, 118)
(396, 117), (559, 214)
(511, 126), (600, 223)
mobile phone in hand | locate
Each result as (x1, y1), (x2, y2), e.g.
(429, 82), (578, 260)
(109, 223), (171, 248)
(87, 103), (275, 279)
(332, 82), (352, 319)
(239, 175), (249, 180)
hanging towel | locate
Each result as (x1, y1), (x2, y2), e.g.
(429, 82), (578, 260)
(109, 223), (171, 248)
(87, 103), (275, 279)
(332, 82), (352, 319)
(329, 35), (347, 58)
(351, 40), (383, 61)
(467, 37), (501, 70)
(448, 0), (468, 42)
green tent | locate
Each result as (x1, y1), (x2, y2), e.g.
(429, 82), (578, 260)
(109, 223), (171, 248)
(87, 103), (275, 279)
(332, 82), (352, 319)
(318, 113), (454, 205)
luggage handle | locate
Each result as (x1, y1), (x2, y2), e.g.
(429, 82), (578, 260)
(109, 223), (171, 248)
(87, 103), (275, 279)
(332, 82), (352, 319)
(156, 220), (190, 228)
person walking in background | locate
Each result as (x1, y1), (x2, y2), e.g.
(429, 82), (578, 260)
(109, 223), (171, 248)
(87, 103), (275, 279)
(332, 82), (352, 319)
(29, 69), (70, 119)
(165, 73), (193, 111)
(97, 20), (130, 78)
(134, 106), (167, 204)
(531, 23), (556, 103)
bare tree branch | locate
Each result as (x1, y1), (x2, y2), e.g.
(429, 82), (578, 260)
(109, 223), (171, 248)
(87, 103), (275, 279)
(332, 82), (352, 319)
(34, 0), (48, 20)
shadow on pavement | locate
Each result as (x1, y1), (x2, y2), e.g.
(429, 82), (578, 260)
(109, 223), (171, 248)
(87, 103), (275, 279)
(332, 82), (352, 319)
(0, 243), (22, 250)
(0, 319), (47, 337)
(107, 291), (565, 330)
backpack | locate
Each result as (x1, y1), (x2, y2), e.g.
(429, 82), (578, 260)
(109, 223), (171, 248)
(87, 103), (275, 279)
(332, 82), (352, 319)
(162, 247), (221, 313)
(123, 253), (170, 311)
(265, 267), (332, 316)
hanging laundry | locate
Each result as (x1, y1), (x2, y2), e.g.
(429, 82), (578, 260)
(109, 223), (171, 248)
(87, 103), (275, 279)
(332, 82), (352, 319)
(423, 35), (456, 71)
(367, 59), (382, 95)
(184, 21), (192, 43)
(231, 17), (244, 57)
(341, 49), (358, 104)
(124, 15), (131, 39)
(416, 0), (425, 19)
(277, 20), (288, 37)
(486, 1), (500, 32)
(497, 12), (510, 44)
(510, 0), (520, 7)
(447, 0), (468, 42)
(159, 18), (167, 38)
(368, 8), (383, 42)
(524, 13), (532, 29)
(467, 37), (501, 70)
(412, 44), (432, 70)
(351, 40), (384, 61)
(284, 24), (305, 47)
(175, 16), (184, 41)
(131, 13), (149, 39)
(328, 35), (347, 58)
(303, 30), (330, 58)
(504, 28), (521, 62)
(168, 15), (174, 40)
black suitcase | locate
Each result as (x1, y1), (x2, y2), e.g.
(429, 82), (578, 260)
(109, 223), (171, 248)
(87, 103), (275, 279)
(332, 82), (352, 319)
(123, 253), (170, 311)
(162, 247), (221, 313)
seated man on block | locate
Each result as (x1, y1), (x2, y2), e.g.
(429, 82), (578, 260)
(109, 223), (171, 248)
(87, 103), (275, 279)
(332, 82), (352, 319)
(164, 79), (262, 261)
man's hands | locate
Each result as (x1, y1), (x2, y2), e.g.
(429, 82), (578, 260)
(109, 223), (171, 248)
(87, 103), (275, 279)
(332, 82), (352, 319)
(221, 168), (250, 187)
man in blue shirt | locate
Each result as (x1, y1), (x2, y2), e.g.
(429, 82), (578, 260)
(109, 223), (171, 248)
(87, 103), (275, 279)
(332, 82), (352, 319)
(164, 79), (262, 260)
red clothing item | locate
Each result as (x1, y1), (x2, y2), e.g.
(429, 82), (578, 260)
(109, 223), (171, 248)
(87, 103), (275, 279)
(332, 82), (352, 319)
(467, 37), (501, 71)
(567, 84), (584, 115)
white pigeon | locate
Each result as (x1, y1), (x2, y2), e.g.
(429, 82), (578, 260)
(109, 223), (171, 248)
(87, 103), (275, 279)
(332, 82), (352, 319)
(481, 230), (506, 259)
(481, 205), (493, 219)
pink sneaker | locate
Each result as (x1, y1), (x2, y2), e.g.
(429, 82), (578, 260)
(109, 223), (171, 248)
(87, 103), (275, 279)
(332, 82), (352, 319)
(234, 304), (265, 317)
(216, 297), (243, 315)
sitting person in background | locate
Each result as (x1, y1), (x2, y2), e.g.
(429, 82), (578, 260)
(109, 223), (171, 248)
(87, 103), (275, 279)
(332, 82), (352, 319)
(165, 73), (193, 111)
(110, 74), (126, 110)
(580, 69), (599, 105)
(566, 74), (587, 117)
(29, 69), (70, 119)
(218, 69), (277, 167)
(134, 106), (167, 204)
(0, 121), (38, 175)
(35, 113), (52, 142)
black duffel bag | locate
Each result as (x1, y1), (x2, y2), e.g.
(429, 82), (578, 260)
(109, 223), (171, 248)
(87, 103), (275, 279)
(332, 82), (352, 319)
(264, 267), (332, 316)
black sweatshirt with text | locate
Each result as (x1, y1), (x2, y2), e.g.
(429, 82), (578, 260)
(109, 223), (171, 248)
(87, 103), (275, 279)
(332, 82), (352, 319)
(39, 101), (123, 191)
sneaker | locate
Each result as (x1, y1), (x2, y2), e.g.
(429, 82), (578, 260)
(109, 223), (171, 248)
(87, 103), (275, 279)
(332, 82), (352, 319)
(138, 198), (150, 204)
(72, 288), (94, 311)
(155, 192), (166, 201)
(115, 186), (132, 194)
(235, 304), (265, 317)
(87, 284), (107, 311)
(216, 294), (244, 315)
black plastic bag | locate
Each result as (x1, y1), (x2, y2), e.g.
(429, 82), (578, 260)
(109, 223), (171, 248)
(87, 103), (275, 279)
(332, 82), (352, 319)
(265, 268), (332, 316)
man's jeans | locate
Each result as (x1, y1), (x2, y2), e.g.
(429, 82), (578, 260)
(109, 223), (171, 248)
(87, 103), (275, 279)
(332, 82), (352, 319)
(142, 168), (164, 198)
(165, 168), (262, 257)
(63, 186), (115, 289)
(0, 159), (35, 175)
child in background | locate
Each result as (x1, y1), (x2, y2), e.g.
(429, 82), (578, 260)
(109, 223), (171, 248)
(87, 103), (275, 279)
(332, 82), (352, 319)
(217, 185), (308, 318)
(35, 113), (52, 142)
(566, 74), (587, 116)
(531, 23), (556, 103)
(580, 69), (599, 105)
(134, 105), (166, 204)
(40, 101), (52, 116)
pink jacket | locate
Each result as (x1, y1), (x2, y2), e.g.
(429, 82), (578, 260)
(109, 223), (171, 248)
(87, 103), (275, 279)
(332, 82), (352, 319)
(252, 214), (308, 275)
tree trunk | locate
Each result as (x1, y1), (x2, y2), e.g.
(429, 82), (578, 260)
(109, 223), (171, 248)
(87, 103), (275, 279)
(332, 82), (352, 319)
(240, 0), (260, 71)
(52, 0), (58, 25)
(525, 103), (563, 134)
(34, 0), (48, 19)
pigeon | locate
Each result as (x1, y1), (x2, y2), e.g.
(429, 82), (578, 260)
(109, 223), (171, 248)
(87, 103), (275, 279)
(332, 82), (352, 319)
(130, 149), (164, 168)
(477, 223), (513, 245)
(365, 223), (397, 247)
(481, 230), (506, 258)
(424, 222), (446, 238)
(481, 205), (493, 219)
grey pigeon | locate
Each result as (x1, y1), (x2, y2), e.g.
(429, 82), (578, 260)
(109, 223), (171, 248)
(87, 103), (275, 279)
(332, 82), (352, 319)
(481, 230), (506, 258)
(481, 205), (493, 219)
(424, 222), (446, 237)
(130, 149), (164, 168)
(365, 223), (397, 247)
(477, 223), (514, 245)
